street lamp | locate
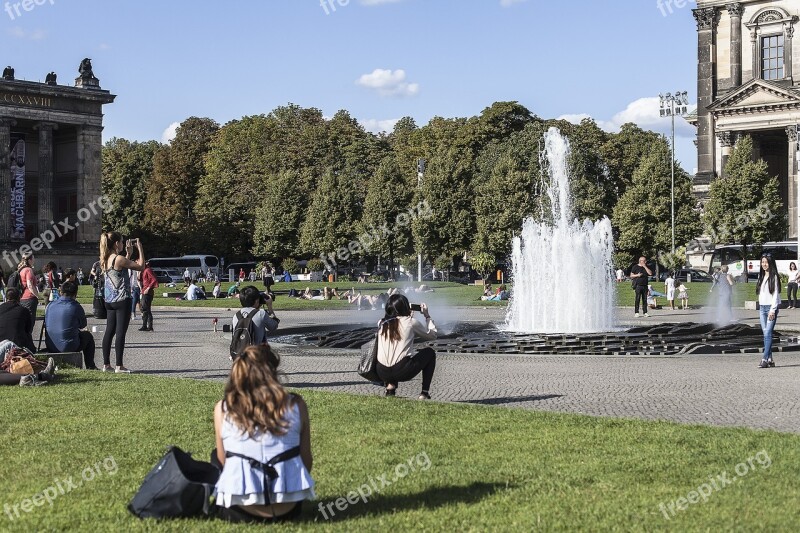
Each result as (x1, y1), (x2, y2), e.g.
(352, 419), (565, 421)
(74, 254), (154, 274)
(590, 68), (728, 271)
(417, 158), (426, 282)
(659, 91), (689, 254)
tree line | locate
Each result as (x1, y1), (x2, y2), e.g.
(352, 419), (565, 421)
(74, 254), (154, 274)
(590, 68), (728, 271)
(101, 101), (787, 273)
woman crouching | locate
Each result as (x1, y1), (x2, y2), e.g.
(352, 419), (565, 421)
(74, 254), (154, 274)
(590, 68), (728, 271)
(213, 345), (314, 523)
(376, 294), (438, 399)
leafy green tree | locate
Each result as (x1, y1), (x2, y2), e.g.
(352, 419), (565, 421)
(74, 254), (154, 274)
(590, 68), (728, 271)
(612, 139), (700, 259)
(469, 252), (496, 282)
(144, 117), (219, 253)
(358, 156), (414, 275)
(102, 138), (159, 235)
(704, 135), (785, 247)
(299, 168), (364, 271)
(251, 169), (312, 262)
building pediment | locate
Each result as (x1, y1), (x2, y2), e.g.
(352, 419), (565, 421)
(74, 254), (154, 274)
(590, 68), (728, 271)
(707, 79), (800, 116)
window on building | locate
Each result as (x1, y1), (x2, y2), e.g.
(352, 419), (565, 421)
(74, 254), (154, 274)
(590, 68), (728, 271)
(761, 35), (785, 80)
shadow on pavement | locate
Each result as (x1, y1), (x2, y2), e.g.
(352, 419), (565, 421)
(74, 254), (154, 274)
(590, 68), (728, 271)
(458, 394), (563, 405)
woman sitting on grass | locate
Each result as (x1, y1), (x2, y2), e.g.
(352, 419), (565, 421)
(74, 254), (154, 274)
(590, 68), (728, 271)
(213, 345), (314, 523)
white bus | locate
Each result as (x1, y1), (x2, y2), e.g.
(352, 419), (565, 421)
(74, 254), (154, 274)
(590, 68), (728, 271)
(705, 241), (798, 280)
(147, 255), (220, 279)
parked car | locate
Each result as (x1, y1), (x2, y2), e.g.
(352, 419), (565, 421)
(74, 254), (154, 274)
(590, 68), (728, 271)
(658, 268), (713, 283)
(151, 268), (182, 285)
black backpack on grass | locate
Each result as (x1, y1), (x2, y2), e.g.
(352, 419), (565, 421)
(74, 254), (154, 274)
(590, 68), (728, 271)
(230, 310), (257, 359)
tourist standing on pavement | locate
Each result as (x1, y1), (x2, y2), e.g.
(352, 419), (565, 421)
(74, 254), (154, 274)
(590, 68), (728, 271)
(718, 265), (735, 316)
(664, 272), (676, 310)
(139, 260), (158, 332)
(100, 233), (145, 373)
(787, 262), (799, 309)
(130, 267), (141, 320)
(17, 252), (41, 331)
(629, 256), (652, 317)
(757, 254), (781, 369)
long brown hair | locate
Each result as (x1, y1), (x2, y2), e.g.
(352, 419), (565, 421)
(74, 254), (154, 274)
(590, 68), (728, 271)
(380, 294), (412, 343)
(99, 231), (122, 272)
(224, 345), (290, 438)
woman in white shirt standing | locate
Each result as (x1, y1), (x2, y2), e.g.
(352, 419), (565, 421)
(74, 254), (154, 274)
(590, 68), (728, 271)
(756, 254), (781, 369)
(376, 294), (438, 399)
(786, 262), (799, 309)
(664, 273), (676, 310)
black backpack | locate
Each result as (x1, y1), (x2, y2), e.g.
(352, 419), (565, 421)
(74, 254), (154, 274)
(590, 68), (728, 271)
(230, 310), (257, 359)
(6, 268), (21, 290)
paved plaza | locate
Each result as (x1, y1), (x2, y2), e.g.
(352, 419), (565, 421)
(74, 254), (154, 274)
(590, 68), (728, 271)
(80, 305), (800, 434)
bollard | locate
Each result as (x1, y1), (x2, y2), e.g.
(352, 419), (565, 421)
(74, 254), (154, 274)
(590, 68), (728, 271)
(213, 317), (218, 332)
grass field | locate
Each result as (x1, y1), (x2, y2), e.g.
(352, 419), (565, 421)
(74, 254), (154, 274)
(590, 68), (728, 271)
(2, 371), (798, 532)
(68, 280), (766, 311)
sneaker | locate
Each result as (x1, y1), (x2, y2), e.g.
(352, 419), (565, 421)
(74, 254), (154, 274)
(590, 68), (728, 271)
(42, 357), (55, 377)
(768, 359), (776, 367)
(418, 392), (431, 400)
(644, 313), (650, 317)
(20, 374), (45, 386)
(758, 360), (770, 369)
(634, 313), (639, 318)
(102, 365), (113, 372)
(115, 366), (132, 374)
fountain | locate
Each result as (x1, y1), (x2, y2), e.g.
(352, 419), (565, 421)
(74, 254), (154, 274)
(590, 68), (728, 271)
(505, 128), (616, 334)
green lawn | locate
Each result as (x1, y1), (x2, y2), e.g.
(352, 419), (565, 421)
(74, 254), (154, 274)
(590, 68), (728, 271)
(69, 281), (766, 311)
(2, 372), (798, 531)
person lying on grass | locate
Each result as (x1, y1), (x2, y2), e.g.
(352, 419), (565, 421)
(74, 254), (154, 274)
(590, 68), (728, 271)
(212, 345), (314, 523)
(0, 354), (56, 386)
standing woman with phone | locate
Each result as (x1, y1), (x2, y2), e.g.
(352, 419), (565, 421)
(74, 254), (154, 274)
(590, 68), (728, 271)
(756, 254), (781, 369)
(376, 294), (438, 399)
(99, 233), (145, 373)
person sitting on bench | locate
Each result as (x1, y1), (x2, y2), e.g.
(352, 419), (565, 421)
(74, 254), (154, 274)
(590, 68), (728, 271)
(44, 281), (98, 370)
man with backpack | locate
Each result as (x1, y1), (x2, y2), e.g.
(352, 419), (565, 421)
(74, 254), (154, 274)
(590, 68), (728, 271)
(230, 286), (279, 360)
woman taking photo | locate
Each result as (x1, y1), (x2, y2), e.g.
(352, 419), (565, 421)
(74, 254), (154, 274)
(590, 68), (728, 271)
(100, 232), (145, 373)
(376, 294), (438, 399)
(213, 345), (314, 523)
(757, 254), (781, 369)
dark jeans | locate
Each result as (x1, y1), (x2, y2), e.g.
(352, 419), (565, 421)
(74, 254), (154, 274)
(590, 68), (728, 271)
(103, 299), (132, 367)
(78, 331), (97, 369)
(20, 298), (38, 334)
(0, 372), (24, 385)
(131, 287), (141, 315)
(634, 286), (648, 314)
(141, 292), (154, 330)
(788, 283), (798, 307)
(376, 347), (437, 393)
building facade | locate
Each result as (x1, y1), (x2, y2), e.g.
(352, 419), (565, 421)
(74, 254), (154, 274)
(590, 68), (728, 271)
(0, 60), (114, 272)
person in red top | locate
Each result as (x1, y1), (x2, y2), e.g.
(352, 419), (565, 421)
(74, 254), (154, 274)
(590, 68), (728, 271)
(17, 252), (40, 333)
(139, 260), (158, 332)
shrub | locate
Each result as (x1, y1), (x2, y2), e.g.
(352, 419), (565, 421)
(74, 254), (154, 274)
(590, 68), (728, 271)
(306, 258), (326, 272)
(281, 258), (300, 274)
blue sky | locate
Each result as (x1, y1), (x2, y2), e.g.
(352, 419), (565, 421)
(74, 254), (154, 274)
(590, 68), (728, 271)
(1, 0), (699, 169)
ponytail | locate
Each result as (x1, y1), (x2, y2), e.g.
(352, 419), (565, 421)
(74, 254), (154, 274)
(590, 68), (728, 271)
(99, 232), (122, 272)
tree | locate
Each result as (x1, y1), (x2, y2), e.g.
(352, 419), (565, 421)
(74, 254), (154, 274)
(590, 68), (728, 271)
(704, 135), (785, 249)
(102, 138), (159, 235)
(144, 117), (219, 253)
(358, 156), (414, 276)
(612, 139), (700, 260)
(469, 252), (496, 282)
(251, 169), (312, 262)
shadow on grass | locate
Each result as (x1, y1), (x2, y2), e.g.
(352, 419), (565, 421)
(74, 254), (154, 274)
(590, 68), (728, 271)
(458, 394), (563, 405)
(298, 482), (510, 523)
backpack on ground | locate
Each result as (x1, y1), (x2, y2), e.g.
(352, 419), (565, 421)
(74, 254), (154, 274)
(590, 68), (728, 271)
(230, 310), (257, 359)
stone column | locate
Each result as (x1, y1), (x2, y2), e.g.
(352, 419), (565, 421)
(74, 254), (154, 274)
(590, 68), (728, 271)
(728, 3), (744, 87)
(76, 125), (104, 244)
(694, 7), (719, 184)
(785, 25), (794, 81)
(36, 122), (57, 236)
(787, 126), (798, 239)
(0, 118), (16, 242)
(751, 29), (759, 80)
(717, 131), (735, 177)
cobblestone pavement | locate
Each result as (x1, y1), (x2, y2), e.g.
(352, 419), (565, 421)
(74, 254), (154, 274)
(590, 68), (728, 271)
(81, 306), (800, 434)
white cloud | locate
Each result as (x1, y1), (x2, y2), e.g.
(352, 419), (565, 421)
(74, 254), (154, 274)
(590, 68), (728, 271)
(356, 69), (419, 97)
(360, 118), (400, 134)
(500, 0), (528, 6)
(7, 27), (46, 40)
(559, 97), (696, 138)
(161, 122), (179, 144)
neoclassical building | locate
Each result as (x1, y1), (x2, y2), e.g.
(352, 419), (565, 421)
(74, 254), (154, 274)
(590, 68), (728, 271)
(691, 0), (800, 237)
(0, 60), (114, 270)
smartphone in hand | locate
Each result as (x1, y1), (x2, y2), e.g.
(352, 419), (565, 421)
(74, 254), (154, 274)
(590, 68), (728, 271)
(410, 304), (422, 311)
